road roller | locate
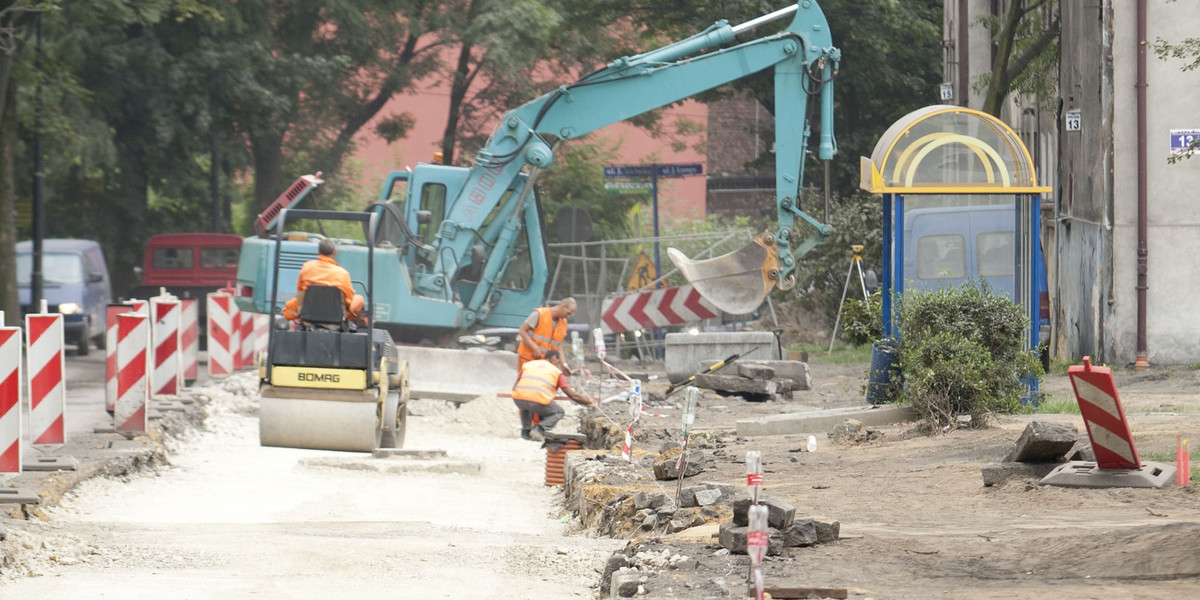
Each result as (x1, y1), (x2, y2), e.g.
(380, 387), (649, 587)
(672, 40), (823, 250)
(256, 208), (408, 452)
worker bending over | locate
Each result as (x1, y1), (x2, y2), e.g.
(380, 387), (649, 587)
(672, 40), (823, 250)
(517, 297), (576, 372)
(512, 349), (594, 441)
(282, 238), (365, 324)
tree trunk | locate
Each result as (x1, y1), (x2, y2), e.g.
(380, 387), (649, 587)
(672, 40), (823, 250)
(250, 132), (287, 227)
(442, 41), (475, 166)
(0, 77), (19, 321)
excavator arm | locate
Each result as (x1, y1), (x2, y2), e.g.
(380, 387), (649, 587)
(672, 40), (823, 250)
(418, 1), (839, 322)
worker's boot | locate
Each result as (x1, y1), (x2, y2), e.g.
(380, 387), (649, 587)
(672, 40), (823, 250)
(528, 426), (545, 442)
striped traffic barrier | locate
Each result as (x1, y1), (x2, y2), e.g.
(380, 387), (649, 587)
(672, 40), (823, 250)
(206, 293), (234, 377)
(1068, 356), (1140, 469)
(180, 298), (199, 384)
(230, 301), (243, 371)
(115, 313), (149, 434)
(26, 313), (66, 446)
(150, 297), (182, 398)
(0, 323), (22, 473)
(253, 313), (270, 365)
(105, 304), (130, 415)
(239, 307), (254, 370)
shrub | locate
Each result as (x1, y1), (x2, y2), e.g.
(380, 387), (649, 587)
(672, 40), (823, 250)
(840, 291), (882, 346)
(897, 282), (1043, 429)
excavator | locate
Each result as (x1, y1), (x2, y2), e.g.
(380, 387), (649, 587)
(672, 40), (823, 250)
(236, 1), (838, 451)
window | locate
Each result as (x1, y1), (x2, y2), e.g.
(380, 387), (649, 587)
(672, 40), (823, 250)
(916, 234), (966, 279)
(16, 252), (85, 285)
(153, 248), (194, 270)
(200, 247), (240, 269)
(976, 231), (1014, 277)
(498, 226), (533, 291)
(418, 183), (447, 247)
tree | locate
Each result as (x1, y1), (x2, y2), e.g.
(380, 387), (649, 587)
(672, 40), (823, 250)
(1154, 34), (1200, 162)
(0, 0), (41, 320)
(975, 0), (1060, 117)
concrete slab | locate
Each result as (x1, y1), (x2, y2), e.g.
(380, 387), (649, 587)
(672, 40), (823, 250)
(664, 331), (780, 384)
(394, 346), (517, 403)
(0, 487), (40, 504)
(370, 448), (448, 460)
(107, 440), (153, 451)
(1039, 460), (1176, 489)
(299, 455), (483, 475)
(22, 456), (80, 471)
(981, 461), (1060, 486)
(736, 405), (918, 437)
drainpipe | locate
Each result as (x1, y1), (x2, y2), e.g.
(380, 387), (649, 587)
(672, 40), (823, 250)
(958, 0), (969, 107)
(1134, 0), (1149, 370)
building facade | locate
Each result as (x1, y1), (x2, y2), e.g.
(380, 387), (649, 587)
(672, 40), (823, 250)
(947, 0), (1200, 366)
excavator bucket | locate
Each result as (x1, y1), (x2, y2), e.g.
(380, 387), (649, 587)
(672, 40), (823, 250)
(668, 231), (780, 315)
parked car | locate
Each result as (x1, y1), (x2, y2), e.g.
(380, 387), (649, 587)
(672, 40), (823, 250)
(17, 239), (113, 356)
(128, 232), (242, 350)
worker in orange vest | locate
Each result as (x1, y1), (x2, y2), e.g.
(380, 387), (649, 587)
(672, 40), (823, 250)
(517, 297), (576, 373)
(282, 238), (365, 324)
(512, 349), (594, 441)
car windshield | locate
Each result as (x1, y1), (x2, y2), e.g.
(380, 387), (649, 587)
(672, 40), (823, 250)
(16, 252), (85, 285)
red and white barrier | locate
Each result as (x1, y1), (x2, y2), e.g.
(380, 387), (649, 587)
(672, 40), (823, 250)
(26, 313), (66, 446)
(601, 284), (719, 334)
(253, 313), (270, 364)
(239, 308), (254, 370)
(115, 313), (149, 434)
(0, 325), (22, 474)
(1069, 356), (1140, 470)
(206, 293), (234, 377)
(105, 304), (130, 415)
(150, 297), (182, 397)
(180, 298), (198, 383)
(231, 301), (244, 371)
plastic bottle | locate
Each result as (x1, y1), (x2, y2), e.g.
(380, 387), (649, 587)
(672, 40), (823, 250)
(681, 387), (698, 435)
(592, 327), (606, 360)
(628, 379), (643, 421)
(571, 330), (585, 364)
(747, 503), (769, 600)
(745, 450), (763, 503)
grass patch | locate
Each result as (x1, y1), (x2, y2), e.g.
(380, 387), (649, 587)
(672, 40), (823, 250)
(1027, 396), (1081, 414)
(791, 343), (873, 365)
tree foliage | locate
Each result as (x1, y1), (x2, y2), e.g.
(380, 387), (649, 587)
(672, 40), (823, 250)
(974, 0), (1060, 117)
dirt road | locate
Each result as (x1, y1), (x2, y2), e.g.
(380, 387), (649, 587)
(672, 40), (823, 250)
(0, 374), (622, 598)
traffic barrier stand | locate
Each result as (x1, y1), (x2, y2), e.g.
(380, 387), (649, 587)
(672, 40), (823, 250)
(150, 296), (182, 398)
(1040, 356), (1175, 488)
(230, 301), (243, 371)
(180, 298), (199, 385)
(253, 313), (270, 365)
(239, 307), (255, 369)
(104, 304), (129, 416)
(115, 313), (149, 436)
(206, 293), (234, 377)
(25, 311), (66, 447)
(0, 322), (22, 474)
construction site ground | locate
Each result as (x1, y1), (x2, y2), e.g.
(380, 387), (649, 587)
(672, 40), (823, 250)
(3, 349), (1200, 598)
(572, 354), (1200, 599)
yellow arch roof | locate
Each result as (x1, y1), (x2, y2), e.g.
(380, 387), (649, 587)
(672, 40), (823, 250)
(859, 105), (1051, 194)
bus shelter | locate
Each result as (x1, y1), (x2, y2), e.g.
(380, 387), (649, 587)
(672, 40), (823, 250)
(859, 105), (1050, 351)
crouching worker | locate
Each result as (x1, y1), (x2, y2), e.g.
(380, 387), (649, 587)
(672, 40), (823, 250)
(512, 349), (594, 441)
(282, 238), (365, 325)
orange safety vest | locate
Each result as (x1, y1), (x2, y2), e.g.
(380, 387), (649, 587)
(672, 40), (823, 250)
(282, 255), (361, 320)
(518, 306), (567, 361)
(511, 359), (562, 405)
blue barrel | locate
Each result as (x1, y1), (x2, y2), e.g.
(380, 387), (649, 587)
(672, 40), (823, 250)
(865, 339), (899, 405)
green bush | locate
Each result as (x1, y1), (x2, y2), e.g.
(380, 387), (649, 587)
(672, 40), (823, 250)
(840, 291), (882, 346)
(897, 283), (1043, 429)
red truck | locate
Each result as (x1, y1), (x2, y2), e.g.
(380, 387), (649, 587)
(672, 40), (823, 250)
(129, 233), (243, 348)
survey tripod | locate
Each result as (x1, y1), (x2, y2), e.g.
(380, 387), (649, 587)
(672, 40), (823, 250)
(828, 244), (869, 353)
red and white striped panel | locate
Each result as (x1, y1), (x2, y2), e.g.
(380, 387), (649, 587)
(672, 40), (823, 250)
(25, 313), (66, 446)
(206, 293), (233, 377)
(600, 284), (719, 334)
(0, 326), (22, 474)
(253, 313), (270, 362)
(105, 304), (130, 414)
(230, 302), (243, 371)
(1068, 356), (1140, 470)
(239, 308), (254, 370)
(180, 298), (198, 383)
(150, 298), (182, 397)
(115, 313), (149, 434)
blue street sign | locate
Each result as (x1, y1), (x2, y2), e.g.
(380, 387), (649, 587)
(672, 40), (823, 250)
(603, 163), (704, 178)
(1170, 129), (1199, 155)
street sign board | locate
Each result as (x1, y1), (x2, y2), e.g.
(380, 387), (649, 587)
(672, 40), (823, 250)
(1065, 109), (1082, 132)
(1170, 129), (1199, 155)
(604, 181), (654, 194)
(604, 163), (704, 178)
